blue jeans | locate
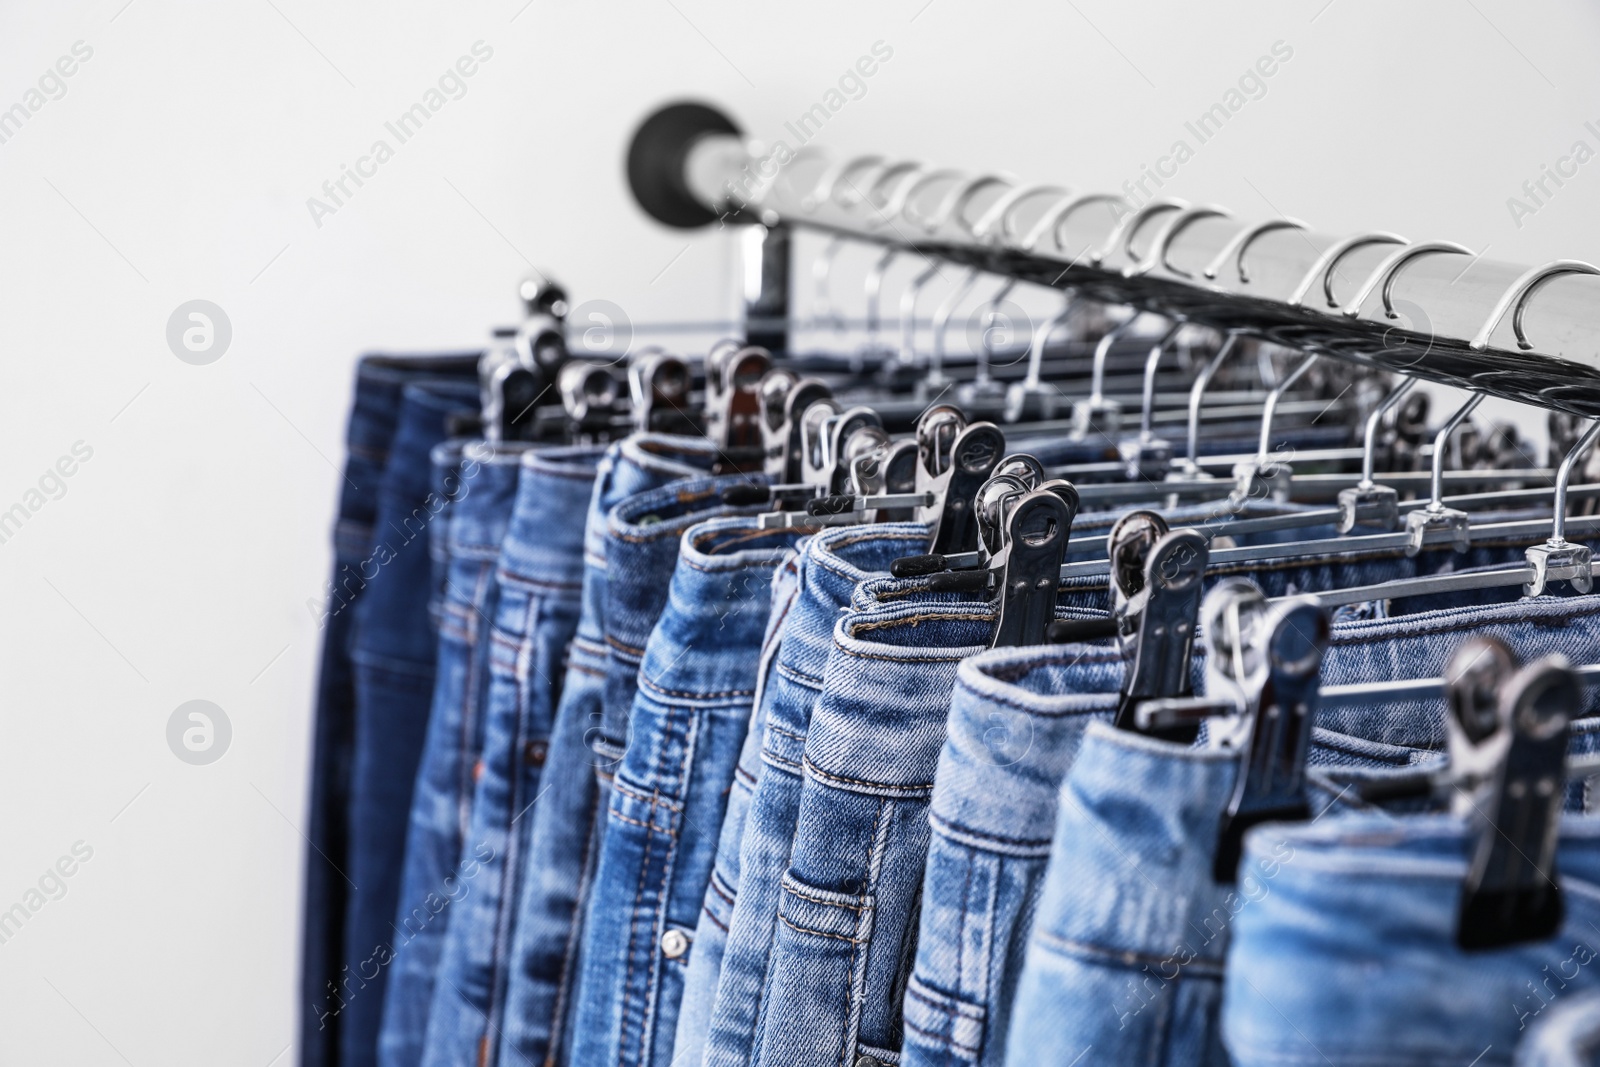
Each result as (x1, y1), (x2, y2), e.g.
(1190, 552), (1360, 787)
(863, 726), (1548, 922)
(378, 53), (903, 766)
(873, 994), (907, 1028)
(673, 542), (806, 1067)
(377, 440), (530, 1067)
(340, 380), (480, 1067)
(568, 487), (794, 1067)
(748, 600), (1101, 1067)
(1003, 591), (1600, 1067)
(495, 435), (726, 1067)
(304, 354), (477, 1067)
(1225, 813), (1600, 1067)
(412, 447), (603, 1067)
(699, 524), (940, 1067)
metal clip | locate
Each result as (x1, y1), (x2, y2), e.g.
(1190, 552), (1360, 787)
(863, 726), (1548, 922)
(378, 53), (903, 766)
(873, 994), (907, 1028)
(989, 480), (1080, 647)
(1109, 515), (1210, 741)
(628, 351), (698, 436)
(910, 408), (1006, 555)
(558, 361), (622, 442)
(708, 345), (772, 474)
(1453, 643), (1578, 950)
(1204, 582), (1330, 883)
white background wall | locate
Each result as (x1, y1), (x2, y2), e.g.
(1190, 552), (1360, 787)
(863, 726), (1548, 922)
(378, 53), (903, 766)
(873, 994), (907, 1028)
(1, 0), (1598, 1061)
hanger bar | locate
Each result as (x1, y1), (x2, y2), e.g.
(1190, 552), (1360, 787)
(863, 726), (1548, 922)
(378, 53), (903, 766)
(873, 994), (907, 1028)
(1318, 662), (1600, 711)
(644, 116), (1600, 417)
(1070, 468), (1555, 506)
(1059, 507), (1598, 579)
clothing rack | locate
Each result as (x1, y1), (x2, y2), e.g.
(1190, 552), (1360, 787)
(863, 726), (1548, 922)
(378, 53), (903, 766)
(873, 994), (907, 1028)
(624, 102), (1600, 418)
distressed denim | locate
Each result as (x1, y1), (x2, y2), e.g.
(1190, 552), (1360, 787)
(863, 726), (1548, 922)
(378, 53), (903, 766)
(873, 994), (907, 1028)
(1002, 592), (1600, 1067)
(342, 381), (481, 1067)
(749, 600), (1104, 1067)
(673, 544), (806, 1067)
(1225, 814), (1600, 1067)
(699, 523), (938, 1067)
(377, 440), (530, 1067)
(1518, 990), (1600, 1067)
(304, 355), (476, 1067)
(569, 492), (795, 1067)
(496, 434), (725, 1067)
(418, 447), (603, 1067)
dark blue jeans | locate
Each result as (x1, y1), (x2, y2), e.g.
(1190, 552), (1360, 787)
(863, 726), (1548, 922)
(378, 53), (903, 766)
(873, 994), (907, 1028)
(303, 354), (475, 1067)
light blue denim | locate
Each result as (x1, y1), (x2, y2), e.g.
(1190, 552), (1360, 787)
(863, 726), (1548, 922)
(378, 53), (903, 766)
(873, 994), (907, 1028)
(1004, 591), (1600, 1067)
(568, 494), (798, 1067)
(495, 434), (725, 1067)
(748, 599), (1106, 1067)
(699, 523), (937, 1067)
(673, 542), (806, 1067)
(418, 446), (602, 1067)
(1225, 813), (1600, 1067)
(377, 438), (528, 1067)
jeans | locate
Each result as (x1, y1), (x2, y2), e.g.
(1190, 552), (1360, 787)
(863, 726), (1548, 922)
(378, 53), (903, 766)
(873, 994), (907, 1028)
(748, 600), (1103, 1067)
(496, 435), (725, 1067)
(568, 485), (790, 1067)
(378, 440), (530, 1067)
(418, 447), (603, 1067)
(341, 380), (480, 1067)
(700, 524), (941, 1067)
(673, 543), (806, 1067)
(1002, 591), (1600, 1067)
(1224, 814), (1600, 1067)
(1517, 990), (1600, 1067)
(304, 354), (477, 1067)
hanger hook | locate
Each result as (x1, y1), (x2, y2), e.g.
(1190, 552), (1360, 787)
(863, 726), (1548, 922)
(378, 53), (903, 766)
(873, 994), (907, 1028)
(863, 246), (903, 355)
(1184, 330), (1248, 470)
(972, 182), (1070, 245)
(896, 167), (967, 231)
(1255, 353), (1318, 466)
(1287, 231), (1409, 308)
(1358, 376), (1419, 489)
(1139, 321), (1186, 440)
(972, 277), (1018, 390)
(1023, 295), (1081, 390)
(925, 174), (1016, 238)
(899, 260), (945, 367)
(1092, 198), (1187, 268)
(1203, 218), (1308, 284)
(1341, 241), (1475, 318)
(1426, 392), (1487, 512)
(1550, 417), (1600, 545)
(930, 266), (982, 388)
(1470, 259), (1600, 352)
(1132, 205), (1232, 278)
(803, 154), (887, 212)
(1015, 192), (1131, 256)
(1088, 313), (1141, 409)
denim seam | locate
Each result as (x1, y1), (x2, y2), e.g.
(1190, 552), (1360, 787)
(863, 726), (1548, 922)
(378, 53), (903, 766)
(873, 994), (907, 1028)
(928, 813), (1054, 859)
(834, 642), (978, 665)
(1030, 929), (1226, 975)
(905, 980), (983, 1020)
(497, 572), (584, 594)
(734, 762), (758, 788)
(775, 661), (824, 687)
(804, 758), (935, 798)
(568, 662), (605, 680)
(606, 634), (647, 657)
(638, 676), (758, 701)
(701, 903), (729, 933)
(782, 882), (869, 913)
(612, 776), (686, 814)
(902, 1014), (981, 1057)
(544, 785), (601, 1061)
(708, 872), (737, 908)
(776, 912), (868, 944)
(764, 722), (806, 743)
(762, 750), (803, 772)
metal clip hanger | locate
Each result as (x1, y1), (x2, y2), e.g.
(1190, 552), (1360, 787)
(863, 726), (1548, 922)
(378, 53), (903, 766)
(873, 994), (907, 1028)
(558, 360), (623, 443)
(988, 478), (1081, 647)
(1444, 638), (1580, 950)
(1104, 514), (1212, 741)
(628, 350), (700, 436)
(1200, 582), (1331, 884)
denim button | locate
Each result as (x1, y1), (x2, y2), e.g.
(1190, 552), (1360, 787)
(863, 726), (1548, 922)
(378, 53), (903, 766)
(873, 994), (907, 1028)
(854, 1056), (881, 1067)
(660, 929), (690, 959)
(523, 740), (548, 766)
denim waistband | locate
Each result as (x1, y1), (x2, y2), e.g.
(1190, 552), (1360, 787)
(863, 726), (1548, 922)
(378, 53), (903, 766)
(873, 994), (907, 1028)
(804, 600), (1106, 794)
(346, 353), (477, 455)
(635, 515), (809, 707)
(583, 433), (726, 566)
(603, 473), (773, 664)
(496, 445), (605, 590)
(384, 382), (479, 500)
(431, 440), (533, 562)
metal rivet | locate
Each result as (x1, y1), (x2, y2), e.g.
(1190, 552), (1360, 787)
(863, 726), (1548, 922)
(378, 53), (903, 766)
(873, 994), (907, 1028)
(854, 1056), (882, 1067)
(660, 929), (690, 959)
(524, 740), (548, 767)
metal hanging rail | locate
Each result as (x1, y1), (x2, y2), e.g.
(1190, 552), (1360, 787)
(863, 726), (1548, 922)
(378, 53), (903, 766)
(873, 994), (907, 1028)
(624, 102), (1600, 419)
